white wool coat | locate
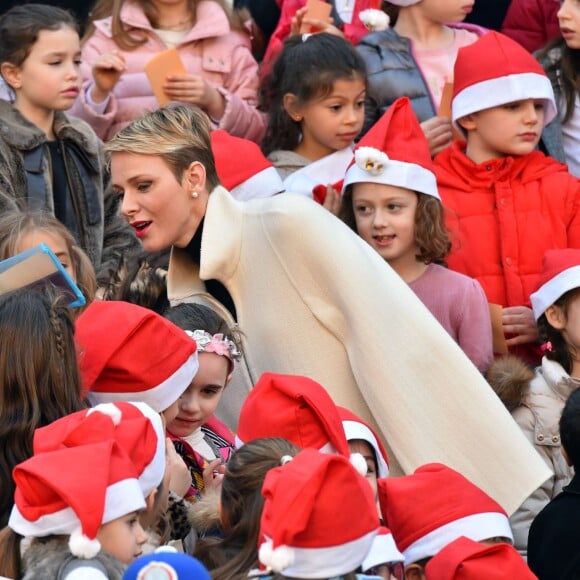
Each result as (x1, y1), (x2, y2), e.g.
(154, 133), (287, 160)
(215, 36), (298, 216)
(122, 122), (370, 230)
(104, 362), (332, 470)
(168, 186), (551, 514)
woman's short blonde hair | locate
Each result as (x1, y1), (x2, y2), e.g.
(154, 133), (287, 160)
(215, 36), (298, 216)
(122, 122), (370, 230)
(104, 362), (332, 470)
(105, 105), (220, 190)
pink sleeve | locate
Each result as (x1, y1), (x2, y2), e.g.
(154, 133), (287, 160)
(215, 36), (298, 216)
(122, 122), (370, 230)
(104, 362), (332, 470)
(217, 45), (268, 143)
(456, 277), (494, 373)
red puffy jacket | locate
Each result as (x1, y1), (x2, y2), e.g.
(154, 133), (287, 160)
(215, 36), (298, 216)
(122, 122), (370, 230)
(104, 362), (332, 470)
(435, 142), (580, 308)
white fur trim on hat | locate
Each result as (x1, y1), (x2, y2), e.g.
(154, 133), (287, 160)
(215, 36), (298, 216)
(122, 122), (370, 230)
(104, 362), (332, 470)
(530, 265), (580, 319)
(350, 452), (368, 476)
(231, 167), (285, 201)
(259, 541), (296, 572)
(87, 404), (122, 425)
(452, 72), (557, 127)
(9, 479), (146, 538)
(87, 352), (199, 413)
(359, 9), (390, 31)
(343, 419), (389, 478)
(68, 527), (101, 559)
(343, 158), (440, 199)
(361, 532), (404, 572)
(403, 512), (513, 564)
(260, 530), (377, 577)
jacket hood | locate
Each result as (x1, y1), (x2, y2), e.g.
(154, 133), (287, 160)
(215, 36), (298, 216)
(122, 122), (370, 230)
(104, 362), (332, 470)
(487, 355), (534, 411)
(0, 100), (101, 157)
(435, 141), (569, 192)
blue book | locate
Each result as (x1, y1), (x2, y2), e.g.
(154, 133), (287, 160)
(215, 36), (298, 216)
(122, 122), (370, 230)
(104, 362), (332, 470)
(0, 243), (86, 308)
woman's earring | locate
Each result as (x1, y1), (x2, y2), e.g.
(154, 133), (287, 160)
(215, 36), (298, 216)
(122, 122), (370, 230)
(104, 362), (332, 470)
(191, 190), (199, 199)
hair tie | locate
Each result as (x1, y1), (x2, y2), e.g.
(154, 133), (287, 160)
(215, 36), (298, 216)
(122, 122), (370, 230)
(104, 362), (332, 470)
(540, 341), (553, 353)
(280, 455), (293, 466)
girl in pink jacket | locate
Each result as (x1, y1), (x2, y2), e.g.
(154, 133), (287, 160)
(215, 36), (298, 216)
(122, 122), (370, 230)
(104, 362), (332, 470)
(71, 0), (266, 142)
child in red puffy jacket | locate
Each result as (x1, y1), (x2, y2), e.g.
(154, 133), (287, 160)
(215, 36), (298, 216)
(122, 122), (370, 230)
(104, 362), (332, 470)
(434, 31), (580, 365)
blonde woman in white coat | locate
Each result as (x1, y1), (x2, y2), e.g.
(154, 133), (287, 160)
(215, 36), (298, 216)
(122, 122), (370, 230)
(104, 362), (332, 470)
(105, 104), (550, 515)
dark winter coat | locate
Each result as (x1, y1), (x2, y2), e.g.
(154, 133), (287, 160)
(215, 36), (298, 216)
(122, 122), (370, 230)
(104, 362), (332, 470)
(0, 100), (138, 284)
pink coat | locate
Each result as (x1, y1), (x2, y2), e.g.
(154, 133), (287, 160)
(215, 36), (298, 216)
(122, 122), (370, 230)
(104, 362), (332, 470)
(71, 1), (266, 142)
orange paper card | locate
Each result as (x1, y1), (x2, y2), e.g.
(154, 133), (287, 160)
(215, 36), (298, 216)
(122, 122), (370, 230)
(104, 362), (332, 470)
(300, 0), (333, 33)
(489, 303), (508, 355)
(439, 82), (463, 141)
(144, 48), (187, 106)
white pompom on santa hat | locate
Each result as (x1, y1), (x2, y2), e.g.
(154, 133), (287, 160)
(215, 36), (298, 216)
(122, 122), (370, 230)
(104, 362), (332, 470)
(75, 301), (199, 413)
(211, 129), (284, 201)
(452, 31), (557, 127)
(235, 372), (367, 475)
(257, 449), (379, 578)
(342, 96), (440, 199)
(378, 463), (513, 564)
(530, 249), (580, 320)
(8, 402), (163, 558)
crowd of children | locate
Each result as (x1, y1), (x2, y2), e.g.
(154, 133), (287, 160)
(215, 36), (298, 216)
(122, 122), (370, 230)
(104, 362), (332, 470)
(1, 0), (580, 578)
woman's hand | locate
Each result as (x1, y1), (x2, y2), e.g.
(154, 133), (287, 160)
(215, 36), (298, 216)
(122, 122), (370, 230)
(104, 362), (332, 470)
(502, 306), (540, 347)
(420, 116), (453, 158)
(163, 74), (226, 120)
(290, 6), (343, 37)
(165, 438), (192, 499)
(91, 50), (126, 103)
(202, 458), (225, 494)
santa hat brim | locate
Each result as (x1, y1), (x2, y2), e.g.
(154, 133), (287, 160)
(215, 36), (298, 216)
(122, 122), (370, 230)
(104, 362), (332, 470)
(87, 352), (198, 413)
(342, 419), (389, 478)
(403, 511), (513, 564)
(342, 159), (440, 200)
(261, 529), (377, 577)
(452, 72), (557, 127)
(530, 265), (580, 319)
(361, 531), (403, 572)
(231, 167), (284, 201)
(9, 478), (146, 537)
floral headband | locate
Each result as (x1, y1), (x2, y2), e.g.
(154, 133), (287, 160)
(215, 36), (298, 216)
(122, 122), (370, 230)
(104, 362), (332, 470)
(185, 329), (241, 372)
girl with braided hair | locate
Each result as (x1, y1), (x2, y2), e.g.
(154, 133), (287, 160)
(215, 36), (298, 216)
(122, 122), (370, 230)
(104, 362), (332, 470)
(0, 286), (86, 528)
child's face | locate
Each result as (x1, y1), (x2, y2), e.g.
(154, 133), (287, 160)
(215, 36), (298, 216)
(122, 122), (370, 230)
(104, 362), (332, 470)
(18, 230), (75, 281)
(286, 76), (366, 161)
(558, 0), (580, 49)
(418, 0), (475, 24)
(460, 99), (545, 163)
(4, 26), (81, 117)
(166, 352), (229, 437)
(348, 439), (378, 500)
(352, 183), (419, 271)
(548, 294), (580, 354)
(97, 510), (148, 564)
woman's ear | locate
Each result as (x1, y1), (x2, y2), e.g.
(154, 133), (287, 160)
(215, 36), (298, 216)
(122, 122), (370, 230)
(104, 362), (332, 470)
(283, 93), (303, 122)
(546, 304), (566, 330)
(183, 161), (207, 195)
(1, 62), (21, 90)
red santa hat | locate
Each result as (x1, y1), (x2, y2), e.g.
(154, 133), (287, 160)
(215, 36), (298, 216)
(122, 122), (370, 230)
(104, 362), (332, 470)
(342, 97), (440, 199)
(452, 31), (556, 126)
(338, 406), (390, 478)
(425, 536), (536, 579)
(8, 402), (163, 559)
(236, 373), (367, 475)
(257, 449), (379, 577)
(378, 463), (513, 564)
(211, 129), (284, 201)
(530, 249), (580, 319)
(361, 526), (404, 575)
(76, 301), (198, 412)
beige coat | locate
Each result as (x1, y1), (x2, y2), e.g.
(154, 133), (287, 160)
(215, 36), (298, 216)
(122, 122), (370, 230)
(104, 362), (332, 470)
(510, 357), (576, 555)
(168, 186), (551, 514)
